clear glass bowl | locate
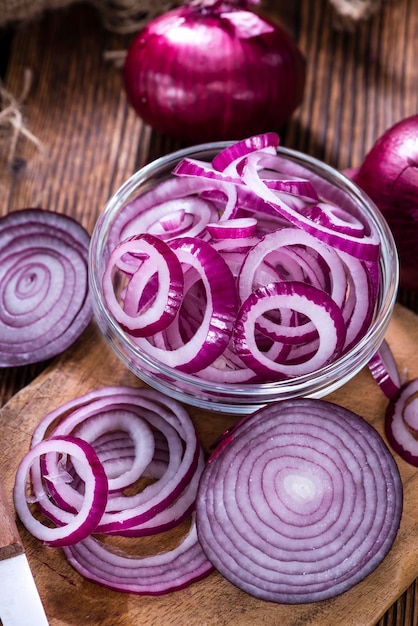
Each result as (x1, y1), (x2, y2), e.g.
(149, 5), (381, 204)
(89, 143), (399, 414)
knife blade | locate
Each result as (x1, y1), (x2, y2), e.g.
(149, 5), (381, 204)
(0, 478), (49, 626)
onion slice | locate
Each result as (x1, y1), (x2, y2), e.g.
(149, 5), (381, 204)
(27, 386), (203, 534)
(241, 152), (381, 260)
(13, 436), (108, 547)
(368, 340), (402, 399)
(63, 515), (213, 595)
(13, 385), (213, 594)
(0, 208), (92, 367)
(234, 282), (346, 378)
(134, 237), (239, 373)
(102, 233), (184, 337)
(385, 378), (418, 466)
(196, 398), (403, 604)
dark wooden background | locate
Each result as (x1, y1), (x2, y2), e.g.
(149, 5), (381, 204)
(0, 0), (417, 623)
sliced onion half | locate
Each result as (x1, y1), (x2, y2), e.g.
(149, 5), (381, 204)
(0, 208), (92, 367)
(196, 398), (403, 604)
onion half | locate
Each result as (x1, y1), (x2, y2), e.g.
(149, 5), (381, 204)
(196, 398), (403, 604)
(0, 208), (92, 367)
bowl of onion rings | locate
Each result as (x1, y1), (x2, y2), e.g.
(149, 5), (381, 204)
(89, 133), (398, 414)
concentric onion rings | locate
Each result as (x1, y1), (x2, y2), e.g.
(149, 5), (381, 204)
(196, 398), (403, 604)
(0, 208), (92, 367)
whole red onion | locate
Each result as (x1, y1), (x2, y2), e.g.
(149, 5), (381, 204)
(353, 115), (418, 291)
(123, 0), (306, 143)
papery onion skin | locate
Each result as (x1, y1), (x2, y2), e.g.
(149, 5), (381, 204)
(123, 1), (306, 143)
(196, 398), (403, 604)
(352, 115), (418, 290)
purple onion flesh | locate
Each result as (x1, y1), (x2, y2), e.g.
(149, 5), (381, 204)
(196, 397), (403, 604)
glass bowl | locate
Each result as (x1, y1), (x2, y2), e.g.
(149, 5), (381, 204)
(89, 142), (399, 414)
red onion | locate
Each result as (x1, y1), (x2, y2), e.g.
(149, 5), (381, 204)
(13, 386), (213, 594)
(196, 398), (403, 603)
(352, 115), (418, 290)
(123, 1), (306, 143)
(0, 208), (92, 367)
(102, 133), (383, 382)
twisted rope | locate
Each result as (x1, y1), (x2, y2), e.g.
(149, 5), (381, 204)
(0, 69), (45, 167)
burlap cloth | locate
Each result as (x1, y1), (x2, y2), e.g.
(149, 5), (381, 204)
(0, 0), (177, 33)
(0, 0), (383, 33)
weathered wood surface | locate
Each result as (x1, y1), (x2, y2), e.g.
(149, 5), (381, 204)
(1, 0), (418, 623)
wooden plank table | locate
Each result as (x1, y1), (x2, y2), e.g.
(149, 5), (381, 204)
(1, 1), (418, 623)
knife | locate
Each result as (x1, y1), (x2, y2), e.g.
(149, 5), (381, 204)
(0, 478), (49, 626)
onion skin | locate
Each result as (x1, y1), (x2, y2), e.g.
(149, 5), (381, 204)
(352, 115), (418, 290)
(123, 2), (306, 143)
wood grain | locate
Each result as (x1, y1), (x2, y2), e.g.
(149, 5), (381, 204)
(1, 0), (418, 623)
(0, 479), (24, 560)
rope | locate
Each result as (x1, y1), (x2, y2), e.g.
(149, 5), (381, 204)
(0, 69), (45, 167)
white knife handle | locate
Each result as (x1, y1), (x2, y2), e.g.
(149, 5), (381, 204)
(0, 479), (24, 561)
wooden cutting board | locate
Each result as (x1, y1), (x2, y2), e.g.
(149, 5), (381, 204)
(1, 303), (417, 626)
